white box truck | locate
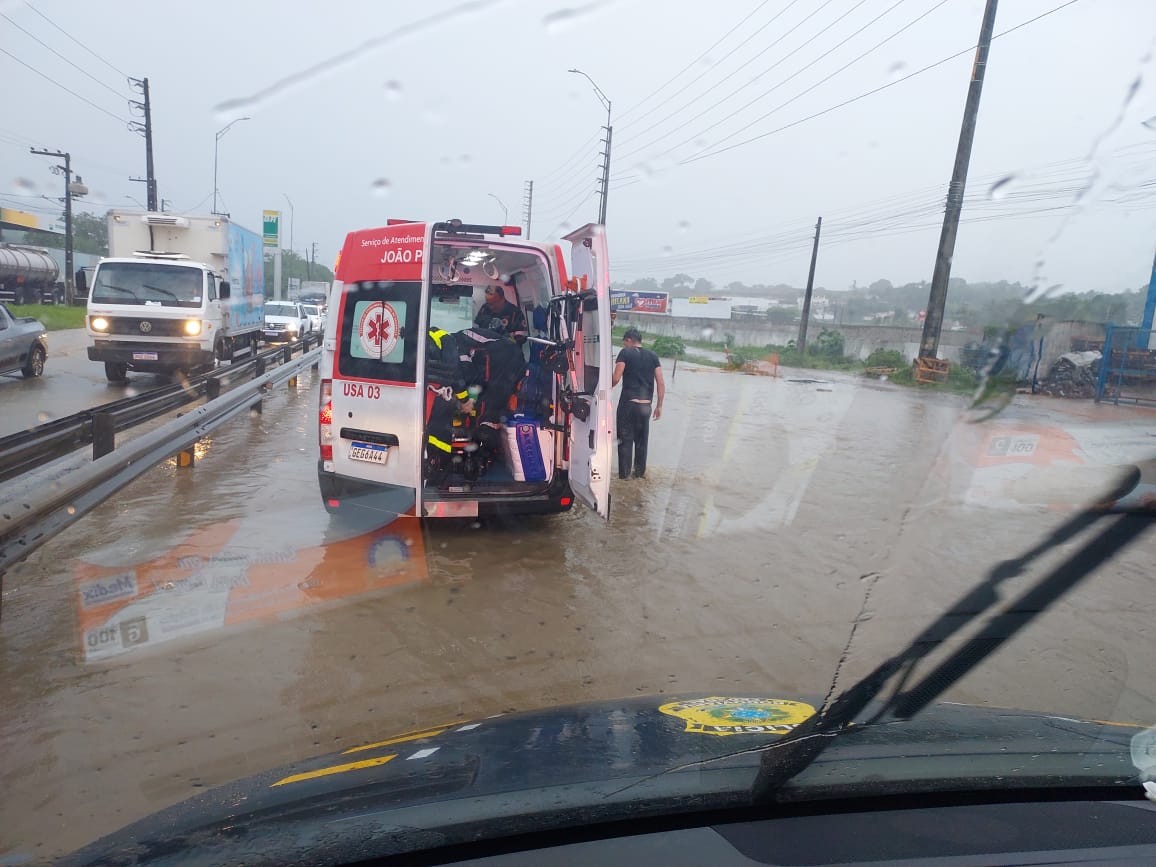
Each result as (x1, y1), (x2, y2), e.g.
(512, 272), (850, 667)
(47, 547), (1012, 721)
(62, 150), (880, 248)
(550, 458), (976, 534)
(87, 211), (265, 382)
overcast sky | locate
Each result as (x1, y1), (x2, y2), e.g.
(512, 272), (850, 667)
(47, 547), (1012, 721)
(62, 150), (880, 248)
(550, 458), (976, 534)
(2, 0), (1155, 295)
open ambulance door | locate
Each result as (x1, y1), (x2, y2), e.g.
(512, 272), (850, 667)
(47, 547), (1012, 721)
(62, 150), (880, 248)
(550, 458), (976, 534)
(562, 223), (613, 519)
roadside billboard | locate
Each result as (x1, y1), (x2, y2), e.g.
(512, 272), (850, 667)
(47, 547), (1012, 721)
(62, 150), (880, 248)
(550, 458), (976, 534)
(610, 289), (670, 314)
(672, 296), (733, 320)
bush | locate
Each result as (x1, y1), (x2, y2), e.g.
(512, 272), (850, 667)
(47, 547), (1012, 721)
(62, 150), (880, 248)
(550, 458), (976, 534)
(865, 348), (905, 368)
(651, 335), (686, 358)
(810, 329), (845, 359)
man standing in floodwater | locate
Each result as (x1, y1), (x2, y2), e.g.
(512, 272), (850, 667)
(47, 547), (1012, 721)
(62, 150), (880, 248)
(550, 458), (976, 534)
(612, 328), (665, 480)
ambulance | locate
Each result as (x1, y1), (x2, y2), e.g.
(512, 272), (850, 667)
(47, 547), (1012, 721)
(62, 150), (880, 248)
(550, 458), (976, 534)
(317, 219), (613, 521)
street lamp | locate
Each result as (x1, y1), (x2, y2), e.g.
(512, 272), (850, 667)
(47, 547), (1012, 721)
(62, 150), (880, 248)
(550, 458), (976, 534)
(487, 193), (508, 224)
(212, 116), (250, 215)
(568, 68), (612, 225)
(283, 192), (294, 252)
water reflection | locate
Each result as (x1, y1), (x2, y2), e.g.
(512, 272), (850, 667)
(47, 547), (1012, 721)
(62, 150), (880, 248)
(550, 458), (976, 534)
(73, 516), (428, 662)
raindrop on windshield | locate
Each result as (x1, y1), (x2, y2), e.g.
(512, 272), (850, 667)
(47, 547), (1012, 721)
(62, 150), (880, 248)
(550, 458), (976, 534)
(677, 220), (691, 233)
(384, 80), (403, 101)
(371, 178), (391, 197)
(1142, 115), (1156, 131)
(661, 245), (673, 255)
(13, 177), (37, 194)
(66, 505), (77, 516)
(36, 411), (51, 424)
(542, 6), (599, 34)
(702, 327), (716, 341)
(989, 174), (1018, 200)
(887, 60), (907, 82)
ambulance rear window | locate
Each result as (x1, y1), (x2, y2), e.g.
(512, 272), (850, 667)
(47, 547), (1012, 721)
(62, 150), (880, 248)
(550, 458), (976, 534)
(336, 280), (421, 383)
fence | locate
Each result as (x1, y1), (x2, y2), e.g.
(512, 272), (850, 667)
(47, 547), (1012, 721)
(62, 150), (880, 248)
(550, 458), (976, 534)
(1094, 324), (1156, 405)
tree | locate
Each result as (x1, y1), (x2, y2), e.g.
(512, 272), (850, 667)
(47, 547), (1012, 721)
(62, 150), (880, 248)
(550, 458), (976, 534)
(868, 278), (893, 294)
(693, 277), (713, 294)
(660, 273), (694, 294)
(629, 277), (659, 292)
(17, 210), (108, 255)
(264, 249), (335, 298)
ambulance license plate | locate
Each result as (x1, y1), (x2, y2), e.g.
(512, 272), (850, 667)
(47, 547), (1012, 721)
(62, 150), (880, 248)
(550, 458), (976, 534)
(133, 351), (159, 361)
(349, 441), (388, 464)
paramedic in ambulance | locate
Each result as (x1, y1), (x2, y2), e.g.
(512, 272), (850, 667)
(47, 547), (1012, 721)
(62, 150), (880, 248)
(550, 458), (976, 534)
(424, 327), (474, 483)
(612, 328), (665, 480)
(474, 284), (528, 344)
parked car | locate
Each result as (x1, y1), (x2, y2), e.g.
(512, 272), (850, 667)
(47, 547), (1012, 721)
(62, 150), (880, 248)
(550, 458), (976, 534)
(262, 301), (310, 343)
(0, 302), (47, 378)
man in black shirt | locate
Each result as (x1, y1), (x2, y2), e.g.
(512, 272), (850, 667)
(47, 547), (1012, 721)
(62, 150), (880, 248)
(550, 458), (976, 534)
(474, 284), (528, 343)
(612, 328), (665, 480)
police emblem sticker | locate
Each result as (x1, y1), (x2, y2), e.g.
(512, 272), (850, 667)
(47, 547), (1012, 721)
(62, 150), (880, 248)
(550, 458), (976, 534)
(659, 696), (816, 736)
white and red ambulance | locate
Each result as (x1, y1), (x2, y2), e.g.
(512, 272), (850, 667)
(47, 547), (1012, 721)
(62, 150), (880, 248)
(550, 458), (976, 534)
(317, 219), (612, 521)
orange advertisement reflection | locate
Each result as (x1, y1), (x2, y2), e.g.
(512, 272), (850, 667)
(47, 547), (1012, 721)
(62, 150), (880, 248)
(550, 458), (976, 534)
(73, 517), (428, 662)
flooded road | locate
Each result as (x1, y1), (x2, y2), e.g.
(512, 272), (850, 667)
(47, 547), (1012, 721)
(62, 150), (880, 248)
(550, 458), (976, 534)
(2, 361), (1154, 861)
(0, 329), (175, 438)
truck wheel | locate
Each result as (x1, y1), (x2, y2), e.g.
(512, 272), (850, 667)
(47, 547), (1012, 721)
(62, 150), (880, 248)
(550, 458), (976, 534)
(105, 361), (128, 383)
(21, 345), (46, 378)
(213, 337), (232, 368)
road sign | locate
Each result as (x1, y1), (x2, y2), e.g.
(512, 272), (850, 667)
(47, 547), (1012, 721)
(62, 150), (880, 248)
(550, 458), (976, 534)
(263, 210), (281, 248)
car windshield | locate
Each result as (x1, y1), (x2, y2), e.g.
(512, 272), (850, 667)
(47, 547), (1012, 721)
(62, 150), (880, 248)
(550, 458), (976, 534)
(3, 2), (1156, 863)
(90, 262), (203, 308)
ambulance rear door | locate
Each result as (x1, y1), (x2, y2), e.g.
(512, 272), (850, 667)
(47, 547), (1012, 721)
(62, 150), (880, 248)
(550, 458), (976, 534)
(329, 222), (431, 515)
(562, 223), (612, 519)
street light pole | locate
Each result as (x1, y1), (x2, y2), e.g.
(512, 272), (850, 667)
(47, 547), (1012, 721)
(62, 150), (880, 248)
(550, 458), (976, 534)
(487, 193), (508, 224)
(212, 117), (250, 215)
(283, 192), (294, 252)
(31, 148), (86, 304)
(568, 68), (612, 225)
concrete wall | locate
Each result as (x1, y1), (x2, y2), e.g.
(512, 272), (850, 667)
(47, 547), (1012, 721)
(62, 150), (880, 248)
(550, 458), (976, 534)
(617, 313), (984, 363)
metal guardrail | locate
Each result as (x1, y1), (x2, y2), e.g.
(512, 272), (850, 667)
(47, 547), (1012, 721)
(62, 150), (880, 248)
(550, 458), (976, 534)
(0, 342), (322, 578)
(0, 335), (320, 484)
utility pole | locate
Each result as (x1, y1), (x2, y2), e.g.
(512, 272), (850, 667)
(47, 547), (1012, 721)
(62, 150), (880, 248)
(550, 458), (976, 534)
(283, 193), (294, 252)
(309, 242), (316, 281)
(598, 126), (613, 225)
(129, 77), (158, 210)
(919, 0), (999, 359)
(523, 180), (534, 237)
(797, 216), (822, 354)
(569, 69), (612, 225)
(30, 148), (86, 305)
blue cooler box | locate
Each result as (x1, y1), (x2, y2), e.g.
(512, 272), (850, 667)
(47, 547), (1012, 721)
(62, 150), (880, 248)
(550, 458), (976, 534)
(502, 417), (552, 482)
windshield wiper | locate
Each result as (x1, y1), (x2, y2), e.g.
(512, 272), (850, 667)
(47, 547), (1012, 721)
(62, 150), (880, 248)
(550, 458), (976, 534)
(751, 464), (1154, 801)
(141, 284), (180, 301)
(94, 284), (141, 302)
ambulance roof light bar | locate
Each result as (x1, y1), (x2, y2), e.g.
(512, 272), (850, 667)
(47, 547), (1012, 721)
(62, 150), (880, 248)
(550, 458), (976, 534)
(434, 219), (522, 237)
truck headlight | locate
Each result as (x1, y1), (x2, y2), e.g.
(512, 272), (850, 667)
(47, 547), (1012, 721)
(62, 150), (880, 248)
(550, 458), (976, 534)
(90, 316), (109, 332)
(183, 319), (202, 336)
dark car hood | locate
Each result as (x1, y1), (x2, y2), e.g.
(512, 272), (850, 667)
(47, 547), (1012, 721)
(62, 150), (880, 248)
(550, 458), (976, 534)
(65, 693), (1146, 865)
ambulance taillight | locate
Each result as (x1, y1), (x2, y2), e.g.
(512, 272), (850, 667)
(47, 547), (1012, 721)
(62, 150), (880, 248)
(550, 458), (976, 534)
(499, 226), (522, 237)
(319, 379), (334, 462)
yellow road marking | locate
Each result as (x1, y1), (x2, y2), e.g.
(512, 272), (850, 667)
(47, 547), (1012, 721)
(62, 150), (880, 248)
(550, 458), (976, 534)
(271, 754), (397, 787)
(342, 727), (449, 755)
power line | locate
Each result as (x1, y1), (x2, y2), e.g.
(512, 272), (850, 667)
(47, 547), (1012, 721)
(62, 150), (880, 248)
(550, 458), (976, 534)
(681, 0), (1085, 166)
(535, 133), (601, 186)
(624, 0), (946, 167)
(544, 191), (597, 239)
(24, 0), (128, 78)
(0, 45), (127, 123)
(617, 0), (805, 134)
(616, 0), (853, 159)
(616, 0), (777, 122)
(0, 10), (126, 98)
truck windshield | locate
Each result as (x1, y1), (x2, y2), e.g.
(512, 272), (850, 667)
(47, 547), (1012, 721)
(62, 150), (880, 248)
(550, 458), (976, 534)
(91, 262), (204, 308)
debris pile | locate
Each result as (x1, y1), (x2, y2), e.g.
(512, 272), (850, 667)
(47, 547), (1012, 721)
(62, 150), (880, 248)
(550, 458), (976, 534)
(1038, 351), (1101, 398)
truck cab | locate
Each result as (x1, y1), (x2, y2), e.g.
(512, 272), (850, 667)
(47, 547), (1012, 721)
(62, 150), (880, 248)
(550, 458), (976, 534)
(87, 212), (264, 382)
(317, 219), (612, 521)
